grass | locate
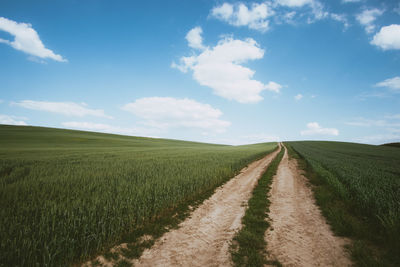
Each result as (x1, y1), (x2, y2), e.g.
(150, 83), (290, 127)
(0, 125), (277, 267)
(285, 141), (400, 266)
(230, 145), (284, 267)
(382, 142), (400, 148)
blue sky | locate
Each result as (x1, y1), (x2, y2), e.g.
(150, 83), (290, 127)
(1, 0), (400, 145)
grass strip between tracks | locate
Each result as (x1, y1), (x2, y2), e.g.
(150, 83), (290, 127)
(231, 145), (284, 267)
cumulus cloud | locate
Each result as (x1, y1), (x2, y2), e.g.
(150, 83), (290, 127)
(294, 93), (303, 100)
(265, 81), (282, 93)
(172, 28), (281, 103)
(375, 76), (400, 91)
(0, 17), (66, 62)
(122, 97), (230, 133)
(356, 8), (384, 33)
(186, 27), (206, 50)
(371, 24), (400, 50)
(276, 0), (313, 7)
(300, 122), (339, 136)
(12, 100), (112, 118)
(0, 114), (27, 125)
(211, 2), (274, 31)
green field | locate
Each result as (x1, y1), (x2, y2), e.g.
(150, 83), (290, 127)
(2, 126), (400, 266)
(382, 142), (400, 148)
(287, 141), (400, 266)
(0, 125), (277, 267)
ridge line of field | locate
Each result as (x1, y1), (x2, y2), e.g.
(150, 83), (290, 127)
(230, 143), (284, 267)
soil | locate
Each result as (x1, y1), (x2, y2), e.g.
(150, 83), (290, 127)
(264, 147), (352, 267)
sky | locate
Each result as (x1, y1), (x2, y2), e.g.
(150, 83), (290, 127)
(1, 0), (400, 145)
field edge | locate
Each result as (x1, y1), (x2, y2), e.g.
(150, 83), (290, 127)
(284, 142), (399, 267)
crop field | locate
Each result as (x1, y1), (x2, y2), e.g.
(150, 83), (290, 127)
(0, 125), (277, 267)
(287, 141), (400, 265)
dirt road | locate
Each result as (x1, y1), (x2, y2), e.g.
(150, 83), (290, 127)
(130, 145), (281, 267)
(265, 147), (351, 266)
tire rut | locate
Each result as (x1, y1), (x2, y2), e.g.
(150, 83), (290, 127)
(265, 146), (351, 267)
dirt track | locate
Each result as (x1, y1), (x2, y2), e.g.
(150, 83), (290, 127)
(265, 147), (351, 266)
(131, 146), (281, 267)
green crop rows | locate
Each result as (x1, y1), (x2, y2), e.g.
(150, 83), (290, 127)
(288, 141), (400, 265)
(0, 125), (277, 267)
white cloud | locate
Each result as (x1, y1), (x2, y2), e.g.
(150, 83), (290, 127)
(211, 3), (234, 21)
(0, 17), (66, 62)
(12, 100), (112, 118)
(61, 121), (158, 137)
(346, 118), (391, 127)
(375, 76), (400, 91)
(265, 81), (282, 93)
(275, 0), (328, 23)
(209, 133), (280, 145)
(238, 133), (280, 144)
(348, 115), (400, 144)
(294, 93), (303, 100)
(353, 133), (400, 144)
(282, 11), (297, 24)
(309, 1), (329, 21)
(275, 0), (313, 7)
(122, 97), (231, 133)
(346, 120), (384, 127)
(346, 117), (400, 128)
(186, 27), (206, 50)
(300, 122), (339, 136)
(211, 2), (274, 31)
(371, 24), (400, 50)
(385, 114), (400, 120)
(330, 13), (349, 29)
(173, 29), (281, 103)
(356, 8), (384, 33)
(0, 114), (27, 125)
(342, 0), (362, 3)
(395, 4), (400, 15)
